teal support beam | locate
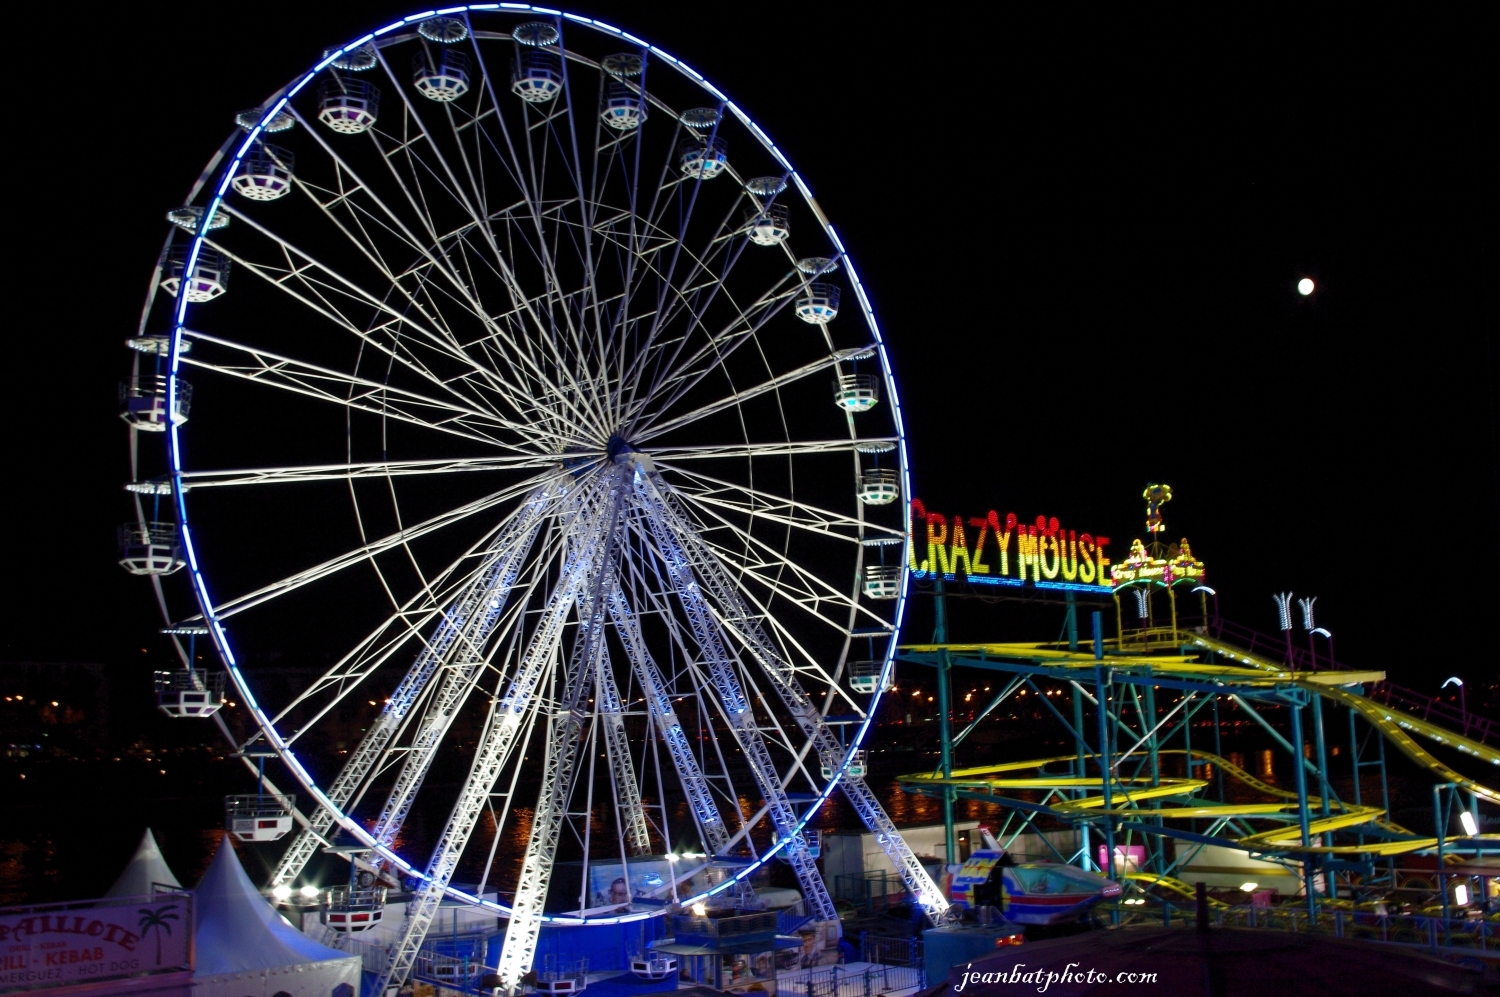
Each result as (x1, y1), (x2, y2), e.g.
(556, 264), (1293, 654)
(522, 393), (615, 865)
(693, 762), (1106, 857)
(1065, 591), (1079, 652)
(1288, 703), (1317, 918)
(1312, 695), (1332, 820)
(1229, 694), (1326, 784)
(933, 578), (955, 868)
(1095, 661), (1115, 890)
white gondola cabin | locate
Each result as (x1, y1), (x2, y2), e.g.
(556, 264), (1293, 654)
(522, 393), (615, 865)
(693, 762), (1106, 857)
(118, 521), (186, 576)
(679, 136), (728, 179)
(822, 751), (867, 780)
(225, 793), (294, 842)
(120, 374), (192, 430)
(747, 204), (789, 245)
(510, 49), (561, 102)
(415, 48), (471, 101)
(318, 75), (380, 133)
(154, 668), (225, 717)
(848, 660), (889, 695)
(322, 886), (387, 932)
(795, 283), (840, 324)
(857, 468), (899, 505)
(160, 246), (229, 302)
(231, 144), (294, 201)
(601, 80), (647, 130)
(863, 565), (902, 601)
(834, 374), (880, 412)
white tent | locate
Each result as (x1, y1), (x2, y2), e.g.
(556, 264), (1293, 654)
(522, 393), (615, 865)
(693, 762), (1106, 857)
(105, 828), (183, 898)
(193, 837), (360, 997)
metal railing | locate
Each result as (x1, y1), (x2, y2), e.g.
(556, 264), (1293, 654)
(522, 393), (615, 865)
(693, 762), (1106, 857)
(1212, 903), (1495, 952)
(1367, 682), (1495, 745)
(1126, 614), (1496, 745)
(340, 934), (391, 974)
(1110, 899), (1496, 954)
(786, 963), (924, 997)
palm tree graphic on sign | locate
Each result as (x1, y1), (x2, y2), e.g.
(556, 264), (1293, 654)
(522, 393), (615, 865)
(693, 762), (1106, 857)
(137, 904), (180, 964)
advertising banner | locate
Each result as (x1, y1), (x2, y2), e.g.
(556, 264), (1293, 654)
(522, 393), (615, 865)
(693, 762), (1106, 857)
(0, 892), (192, 992)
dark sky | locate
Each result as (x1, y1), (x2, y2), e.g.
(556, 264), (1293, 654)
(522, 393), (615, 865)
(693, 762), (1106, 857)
(9, 3), (1495, 693)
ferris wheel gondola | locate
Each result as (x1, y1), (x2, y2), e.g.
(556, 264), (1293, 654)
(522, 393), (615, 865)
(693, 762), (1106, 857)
(120, 6), (948, 992)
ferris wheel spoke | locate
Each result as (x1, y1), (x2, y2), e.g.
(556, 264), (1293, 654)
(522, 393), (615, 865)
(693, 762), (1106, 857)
(633, 344), (861, 442)
(287, 97), (518, 353)
(667, 465), (898, 543)
(204, 477), (548, 621)
(629, 464), (838, 921)
(591, 641), (651, 857)
(644, 437), (896, 462)
(689, 529), (882, 645)
(642, 483), (951, 913)
(612, 224), (791, 421)
(267, 484), (559, 887)
(623, 198), (775, 418)
(606, 575), (731, 857)
(177, 454), (559, 490)
(368, 116), (615, 439)
(616, 534), (762, 845)
(207, 209), (505, 401)
(180, 330), (521, 432)
(399, 472), (623, 989)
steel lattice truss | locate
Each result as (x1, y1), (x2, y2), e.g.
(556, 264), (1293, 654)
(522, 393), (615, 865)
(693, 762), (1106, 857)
(124, 6), (946, 992)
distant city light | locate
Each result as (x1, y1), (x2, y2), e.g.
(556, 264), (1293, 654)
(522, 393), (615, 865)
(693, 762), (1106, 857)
(1297, 278), (1315, 296)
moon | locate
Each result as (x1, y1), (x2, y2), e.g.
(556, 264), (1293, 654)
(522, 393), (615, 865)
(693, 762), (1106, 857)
(1298, 278), (1315, 296)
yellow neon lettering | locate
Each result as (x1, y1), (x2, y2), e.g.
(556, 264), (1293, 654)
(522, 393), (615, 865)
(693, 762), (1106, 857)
(1039, 517), (1060, 579)
(926, 514), (951, 576)
(1016, 527), (1039, 582)
(1061, 530), (1079, 581)
(990, 511), (1013, 576)
(949, 517), (973, 576)
(966, 517), (991, 574)
(908, 499), (926, 572)
(1077, 534), (1096, 583)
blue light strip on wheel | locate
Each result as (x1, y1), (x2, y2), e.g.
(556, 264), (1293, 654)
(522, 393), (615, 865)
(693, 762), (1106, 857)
(165, 3), (911, 926)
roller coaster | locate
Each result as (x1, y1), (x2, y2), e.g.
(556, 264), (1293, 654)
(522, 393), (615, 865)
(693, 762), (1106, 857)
(893, 591), (1498, 950)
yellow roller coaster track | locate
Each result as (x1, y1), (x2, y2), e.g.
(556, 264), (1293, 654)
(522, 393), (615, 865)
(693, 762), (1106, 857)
(901, 747), (1499, 856)
(1123, 872), (1230, 907)
(900, 640), (1499, 799)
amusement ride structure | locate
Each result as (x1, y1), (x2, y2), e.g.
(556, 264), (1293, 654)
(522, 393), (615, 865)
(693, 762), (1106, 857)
(118, 5), (943, 993)
(897, 487), (1497, 946)
(113, 6), (1498, 992)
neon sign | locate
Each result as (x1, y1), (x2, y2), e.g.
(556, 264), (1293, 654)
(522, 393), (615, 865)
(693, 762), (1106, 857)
(907, 499), (1112, 594)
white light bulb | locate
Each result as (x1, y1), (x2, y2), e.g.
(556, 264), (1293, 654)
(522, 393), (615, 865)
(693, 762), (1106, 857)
(271, 884), (292, 900)
(1454, 884), (1469, 906)
(301, 885), (320, 899)
(1460, 811), (1479, 836)
(1297, 278), (1314, 296)
(1240, 882), (1258, 892)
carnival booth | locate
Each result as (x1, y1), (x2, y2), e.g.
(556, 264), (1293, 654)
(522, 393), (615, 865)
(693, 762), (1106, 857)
(105, 828), (183, 898)
(192, 838), (359, 997)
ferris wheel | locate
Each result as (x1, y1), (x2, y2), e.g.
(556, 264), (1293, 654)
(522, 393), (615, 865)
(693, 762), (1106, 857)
(121, 5), (947, 991)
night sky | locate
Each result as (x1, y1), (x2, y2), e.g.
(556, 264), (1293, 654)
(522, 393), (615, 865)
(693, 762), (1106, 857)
(10, 2), (1495, 698)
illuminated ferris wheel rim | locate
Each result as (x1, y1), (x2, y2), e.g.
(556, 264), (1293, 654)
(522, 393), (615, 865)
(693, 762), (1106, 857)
(161, 4), (914, 924)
